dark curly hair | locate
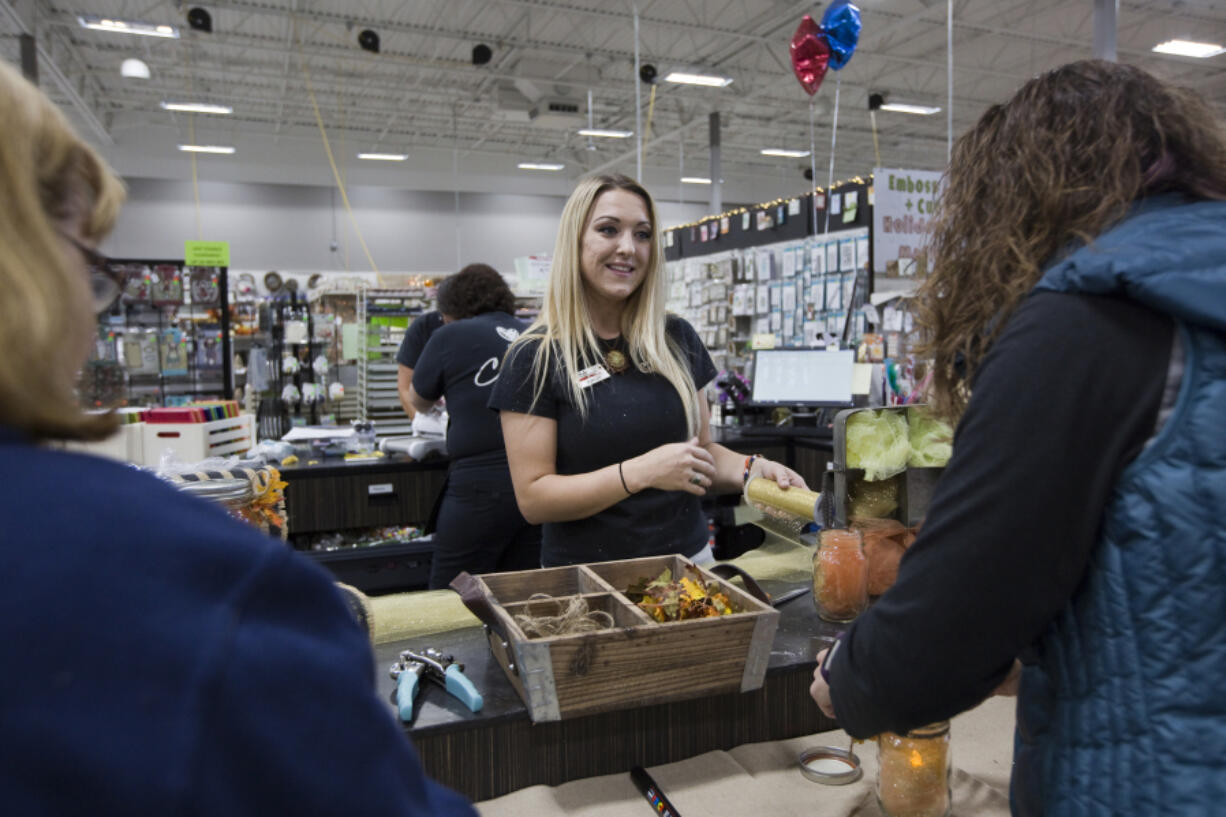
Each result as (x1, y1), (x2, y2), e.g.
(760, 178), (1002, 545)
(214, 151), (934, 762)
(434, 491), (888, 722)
(435, 263), (516, 319)
(918, 59), (1226, 420)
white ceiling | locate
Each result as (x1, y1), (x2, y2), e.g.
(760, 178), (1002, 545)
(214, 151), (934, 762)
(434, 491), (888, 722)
(3, 0), (1225, 205)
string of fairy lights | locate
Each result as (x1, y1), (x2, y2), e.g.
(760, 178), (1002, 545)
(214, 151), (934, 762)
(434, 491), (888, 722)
(666, 174), (871, 234)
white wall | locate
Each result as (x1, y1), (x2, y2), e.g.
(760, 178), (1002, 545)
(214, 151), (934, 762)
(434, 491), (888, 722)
(103, 177), (714, 275)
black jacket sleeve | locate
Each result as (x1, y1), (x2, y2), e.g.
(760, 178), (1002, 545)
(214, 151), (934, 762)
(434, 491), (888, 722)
(827, 292), (1172, 737)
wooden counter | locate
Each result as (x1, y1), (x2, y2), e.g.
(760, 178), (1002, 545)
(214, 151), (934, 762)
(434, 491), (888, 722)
(374, 576), (841, 801)
(280, 454), (448, 535)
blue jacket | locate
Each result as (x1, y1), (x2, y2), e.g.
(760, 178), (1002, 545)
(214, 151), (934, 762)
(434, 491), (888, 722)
(1016, 196), (1226, 815)
(0, 430), (475, 816)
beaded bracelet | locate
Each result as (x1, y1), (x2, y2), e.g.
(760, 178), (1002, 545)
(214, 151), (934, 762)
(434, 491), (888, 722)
(742, 454), (762, 486)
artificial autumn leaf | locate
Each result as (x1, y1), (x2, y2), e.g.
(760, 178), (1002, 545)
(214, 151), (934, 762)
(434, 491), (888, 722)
(628, 567), (741, 621)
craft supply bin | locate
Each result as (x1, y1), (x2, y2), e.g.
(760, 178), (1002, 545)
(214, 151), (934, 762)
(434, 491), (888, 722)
(827, 406), (944, 528)
(453, 554), (779, 723)
(141, 414), (255, 466)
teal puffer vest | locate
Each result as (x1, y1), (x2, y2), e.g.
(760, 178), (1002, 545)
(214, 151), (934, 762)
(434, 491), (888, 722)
(1014, 195), (1226, 816)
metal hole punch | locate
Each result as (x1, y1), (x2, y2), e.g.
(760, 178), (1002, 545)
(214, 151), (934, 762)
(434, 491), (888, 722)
(388, 648), (484, 723)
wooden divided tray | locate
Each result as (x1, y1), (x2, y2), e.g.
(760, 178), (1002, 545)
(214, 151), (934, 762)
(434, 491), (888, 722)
(452, 555), (779, 723)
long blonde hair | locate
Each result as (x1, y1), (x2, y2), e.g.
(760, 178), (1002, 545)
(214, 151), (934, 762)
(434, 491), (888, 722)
(513, 174), (699, 434)
(0, 61), (126, 441)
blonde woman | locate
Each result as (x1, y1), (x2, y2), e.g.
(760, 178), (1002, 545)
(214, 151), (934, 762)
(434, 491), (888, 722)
(490, 174), (805, 567)
(0, 62), (473, 816)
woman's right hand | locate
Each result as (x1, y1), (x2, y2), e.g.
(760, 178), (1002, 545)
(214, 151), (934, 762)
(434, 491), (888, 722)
(624, 437), (717, 496)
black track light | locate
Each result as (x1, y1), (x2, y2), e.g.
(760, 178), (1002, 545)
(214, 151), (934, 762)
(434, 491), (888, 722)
(472, 43), (492, 65)
(358, 29), (380, 54)
(186, 7), (212, 33)
(639, 64), (658, 85)
(868, 92), (885, 111)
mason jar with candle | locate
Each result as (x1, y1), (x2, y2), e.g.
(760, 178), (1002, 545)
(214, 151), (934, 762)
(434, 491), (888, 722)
(812, 528), (869, 623)
(876, 721), (952, 817)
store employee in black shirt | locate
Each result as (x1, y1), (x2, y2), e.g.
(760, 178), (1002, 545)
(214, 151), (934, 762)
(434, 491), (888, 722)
(396, 310), (444, 419)
(489, 174), (805, 567)
(408, 264), (541, 588)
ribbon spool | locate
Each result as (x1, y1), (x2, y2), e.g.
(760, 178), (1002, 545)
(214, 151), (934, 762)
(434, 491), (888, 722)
(745, 477), (822, 526)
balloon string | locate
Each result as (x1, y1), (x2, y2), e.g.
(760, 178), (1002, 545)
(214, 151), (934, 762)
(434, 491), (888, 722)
(809, 95), (819, 239)
(823, 73), (842, 235)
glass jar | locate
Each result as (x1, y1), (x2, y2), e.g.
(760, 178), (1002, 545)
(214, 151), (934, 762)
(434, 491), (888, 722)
(876, 721), (952, 817)
(175, 478), (255, 525)
(812, 528), (869, 623)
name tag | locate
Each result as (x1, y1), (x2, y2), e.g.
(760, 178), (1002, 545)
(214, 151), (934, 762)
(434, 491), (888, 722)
(576, 364), (611, 389)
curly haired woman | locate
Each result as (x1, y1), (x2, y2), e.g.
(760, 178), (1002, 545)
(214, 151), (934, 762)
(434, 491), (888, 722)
(809, 60), (1226, 816)
(407, 263), (541, 587)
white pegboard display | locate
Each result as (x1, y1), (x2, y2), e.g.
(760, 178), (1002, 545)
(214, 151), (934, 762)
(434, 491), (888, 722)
(665, 227), (871, 369)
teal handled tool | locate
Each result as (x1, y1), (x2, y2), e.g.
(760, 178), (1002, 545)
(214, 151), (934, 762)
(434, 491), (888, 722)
(388, 647), (483, 722)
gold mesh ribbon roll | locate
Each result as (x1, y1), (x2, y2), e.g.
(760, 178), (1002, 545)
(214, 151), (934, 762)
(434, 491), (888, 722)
(745, 477), (821, 524)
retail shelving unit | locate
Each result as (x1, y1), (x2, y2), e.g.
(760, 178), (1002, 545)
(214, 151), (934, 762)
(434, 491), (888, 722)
(88, 262), (233, 409)
(356, 285), (428, 437)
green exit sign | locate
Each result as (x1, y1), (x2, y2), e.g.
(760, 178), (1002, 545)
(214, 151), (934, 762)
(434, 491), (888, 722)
(184, 240), (230, 267)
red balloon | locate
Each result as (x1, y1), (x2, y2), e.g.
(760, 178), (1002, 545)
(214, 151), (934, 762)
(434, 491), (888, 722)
(790, 15), (830, 97)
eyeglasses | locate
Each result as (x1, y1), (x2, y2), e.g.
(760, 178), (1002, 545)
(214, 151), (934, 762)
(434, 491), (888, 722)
(59, 231), (124, 313)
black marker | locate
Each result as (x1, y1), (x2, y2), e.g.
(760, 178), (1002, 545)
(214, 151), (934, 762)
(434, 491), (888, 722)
(630, 765), (682, 817)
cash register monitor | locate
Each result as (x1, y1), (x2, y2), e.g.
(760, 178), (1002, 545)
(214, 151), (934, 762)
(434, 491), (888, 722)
(750, 348), (855, 407)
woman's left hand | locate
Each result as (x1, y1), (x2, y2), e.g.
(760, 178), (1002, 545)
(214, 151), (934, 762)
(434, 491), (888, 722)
(810, 648), (836, 718)
(754, 458), (808, 491)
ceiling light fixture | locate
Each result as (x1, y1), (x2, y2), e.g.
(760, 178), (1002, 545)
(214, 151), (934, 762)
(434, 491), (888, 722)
(120, 58), (151, 79)
(1152, 39), (1225, 58)
(681, 176), (712, 185)
(879, 102), (942, 115)
(357, 152), (408, 161)
(161, 101), (232, 115)
(518, 162), (565, 171)
(78, 15), (179, 38)
(760, 148), (810, 158)
(178, 144), (235, 154)
(663, 71), (733, 88)
(577, 128), (633, 139)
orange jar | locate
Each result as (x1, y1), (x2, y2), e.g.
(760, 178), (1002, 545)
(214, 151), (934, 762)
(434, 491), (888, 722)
(876, 722), (952, 817)
(812, 528), (869, 623)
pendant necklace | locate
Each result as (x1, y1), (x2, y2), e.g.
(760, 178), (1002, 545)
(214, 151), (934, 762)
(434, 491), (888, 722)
(605, 348), (629, 374)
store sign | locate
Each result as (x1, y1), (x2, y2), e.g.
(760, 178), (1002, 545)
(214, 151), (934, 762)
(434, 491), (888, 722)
(871, 168), (942, 277)
(184, 240), (230, 267)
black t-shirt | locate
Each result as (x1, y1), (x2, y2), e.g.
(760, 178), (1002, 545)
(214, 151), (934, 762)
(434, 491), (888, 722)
(412, 311), (526, 462)
(488, 315), (718, 566)
(827, 292), (1173, 738)
(395, 311), (445, 369)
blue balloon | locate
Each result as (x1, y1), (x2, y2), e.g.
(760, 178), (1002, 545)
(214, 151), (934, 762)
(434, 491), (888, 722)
(821, 0), (862, 71)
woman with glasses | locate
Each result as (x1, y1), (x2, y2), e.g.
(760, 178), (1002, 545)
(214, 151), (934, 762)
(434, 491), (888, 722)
(0, 62), (474, 816)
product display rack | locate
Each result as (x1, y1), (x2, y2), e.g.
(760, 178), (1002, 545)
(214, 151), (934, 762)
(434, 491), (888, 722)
(356, 285), (429, 437)
(662, 179), (874, 389)
(308, 282), (361, 424)
(87, 261), (233, 408)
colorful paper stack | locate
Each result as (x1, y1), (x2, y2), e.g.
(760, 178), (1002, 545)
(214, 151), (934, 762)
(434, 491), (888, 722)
(144, 400), (240, 424)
